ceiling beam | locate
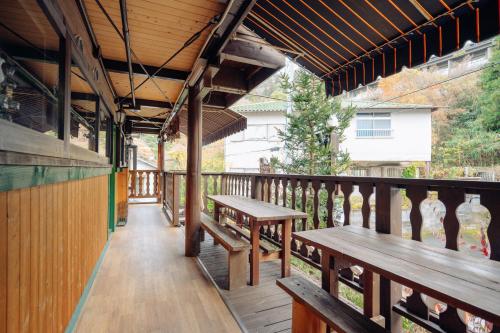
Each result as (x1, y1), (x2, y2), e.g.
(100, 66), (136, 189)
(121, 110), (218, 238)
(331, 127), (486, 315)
(72, 92), (227, 111)
(2, 44), (189, 82)
(102, 59), (188, 81)
(221, 38), (285, 69)
(119, 97), (173, 109)
(72, 92), (174, 109)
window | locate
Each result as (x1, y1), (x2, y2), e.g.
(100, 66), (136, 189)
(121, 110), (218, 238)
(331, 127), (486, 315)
(356, 112), (391, 137)
(245, 125), (268, 140)
(70, 57), (103, 151)
(0, 0), (60, 138)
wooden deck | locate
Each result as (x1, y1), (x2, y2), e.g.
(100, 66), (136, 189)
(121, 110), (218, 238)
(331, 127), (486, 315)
(74, 205), (240, 333)
(199, 237), (293, 333)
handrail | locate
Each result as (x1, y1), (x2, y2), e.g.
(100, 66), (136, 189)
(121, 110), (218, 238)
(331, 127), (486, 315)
(165, 170), (500, 191)
(163, 170), (499, 331)
(129, 169), (161, 201)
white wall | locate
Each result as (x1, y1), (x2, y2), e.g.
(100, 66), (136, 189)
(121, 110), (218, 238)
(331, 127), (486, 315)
(225, 111), (286, 173)
(340, 109), (432, 163)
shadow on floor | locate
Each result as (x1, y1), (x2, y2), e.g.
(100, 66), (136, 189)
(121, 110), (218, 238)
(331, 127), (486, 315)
(199, 236), (293, 333)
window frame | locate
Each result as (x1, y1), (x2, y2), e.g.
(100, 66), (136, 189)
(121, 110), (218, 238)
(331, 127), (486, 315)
(355, 112), (392, 138)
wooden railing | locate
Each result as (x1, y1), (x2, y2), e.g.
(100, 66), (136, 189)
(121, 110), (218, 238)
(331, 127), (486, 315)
(129, 169), (161, 201)
(163, 171), (500, 332)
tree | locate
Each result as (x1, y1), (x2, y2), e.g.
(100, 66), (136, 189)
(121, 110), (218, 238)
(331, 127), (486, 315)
(432, 39), (500, 170)
(478, 39), (500, 132)
(273, 69), (355, 175)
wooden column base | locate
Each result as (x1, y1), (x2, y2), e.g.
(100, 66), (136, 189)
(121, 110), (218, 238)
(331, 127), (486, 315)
(291, 300), (326, 333)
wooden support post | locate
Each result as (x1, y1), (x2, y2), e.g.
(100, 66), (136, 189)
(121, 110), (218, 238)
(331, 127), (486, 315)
(185, 85), (202, 257)
(363, 270), (380, 318)
(157, 141), (164, 203)
(376, 183), (402, 332)
(57, 32), (71, 151)
(281, 219), (292, 278)
(320, 252), (337, 295)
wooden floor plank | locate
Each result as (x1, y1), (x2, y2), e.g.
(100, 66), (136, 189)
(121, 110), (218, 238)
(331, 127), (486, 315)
(199, 235), (295, 333)
(75, 204), (241, 333)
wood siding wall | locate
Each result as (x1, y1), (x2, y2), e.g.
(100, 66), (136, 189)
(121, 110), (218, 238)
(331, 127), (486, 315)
(0, 175), (109, 332)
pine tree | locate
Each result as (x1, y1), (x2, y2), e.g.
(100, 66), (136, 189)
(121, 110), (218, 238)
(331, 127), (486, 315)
(273, 69), (355, 176)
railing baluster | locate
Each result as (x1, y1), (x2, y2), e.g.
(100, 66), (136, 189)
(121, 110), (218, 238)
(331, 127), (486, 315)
(359, 183), (373, 229)
(154, 171), (159, 198)
(482, 189), (499, 261)
(138, 171), (144, 196)
(326, 181), (335, 228)
(267, 177), (272, 203)
(247, 176), (250, 196)
(290, 178), (298, 252)
(213, 175), (218, 195)
(340, 182), (353, 226)
(311, 180), (322, 263)
(437, 187), (467, 332)
(299, 179), (309, 258)
(274, 177), (279, 205)
(405, 185), (429, 319)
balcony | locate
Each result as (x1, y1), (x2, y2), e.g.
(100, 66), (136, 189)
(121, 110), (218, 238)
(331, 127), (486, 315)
(158, 171), (500, 333)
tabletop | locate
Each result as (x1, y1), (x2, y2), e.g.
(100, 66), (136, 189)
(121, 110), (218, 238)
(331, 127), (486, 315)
(294, 225), (500, 325)
(208, 195), (308, 222)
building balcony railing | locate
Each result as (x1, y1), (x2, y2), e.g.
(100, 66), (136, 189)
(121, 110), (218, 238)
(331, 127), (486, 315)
(356, 128), (393, 138)
(163, 171), (499, 332)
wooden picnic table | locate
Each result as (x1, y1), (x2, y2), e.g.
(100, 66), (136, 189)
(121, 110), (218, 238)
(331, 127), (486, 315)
(294, 225), (500, 327)
(208, 195), (308, 285)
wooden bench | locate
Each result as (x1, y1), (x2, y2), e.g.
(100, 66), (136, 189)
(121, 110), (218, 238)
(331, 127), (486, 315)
(224, 222), (280, 260)
(277, 276), (387, 333)
(200, 213), (249, 290)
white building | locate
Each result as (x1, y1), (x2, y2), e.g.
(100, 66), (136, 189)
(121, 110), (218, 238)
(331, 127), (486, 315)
(225, 100), (434, 176)
(340, 101), (434, 177)
(225, 101), (287, 173)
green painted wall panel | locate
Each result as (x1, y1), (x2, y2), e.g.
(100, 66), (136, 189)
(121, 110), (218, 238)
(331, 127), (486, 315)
(0, 165), (111, 192)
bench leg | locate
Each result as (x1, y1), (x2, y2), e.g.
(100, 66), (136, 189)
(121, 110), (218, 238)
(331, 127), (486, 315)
(291, 300), (326, 333)
(227, 249), (248, 290)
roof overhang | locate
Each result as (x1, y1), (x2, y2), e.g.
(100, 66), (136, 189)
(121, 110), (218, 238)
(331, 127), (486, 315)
(244, 0), (499, 97)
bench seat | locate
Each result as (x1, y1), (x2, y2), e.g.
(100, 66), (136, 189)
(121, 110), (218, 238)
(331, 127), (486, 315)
(200, 213), (249, 289)
(224, 222), (278, 255)
(277, 276), (387, 333)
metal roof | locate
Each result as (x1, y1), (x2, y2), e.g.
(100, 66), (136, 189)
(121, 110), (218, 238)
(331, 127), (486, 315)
(230, 100), (434, 113)
(231, 100), (288, 113)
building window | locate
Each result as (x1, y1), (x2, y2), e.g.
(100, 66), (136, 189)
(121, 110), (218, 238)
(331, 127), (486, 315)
(245, 125), (268, 140)
(356, 112), (392, 137)
(0, 0), (61, 138)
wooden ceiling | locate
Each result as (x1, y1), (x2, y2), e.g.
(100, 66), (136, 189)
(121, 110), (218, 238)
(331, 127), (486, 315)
(1, 0), (286, 143)
(83, 0), (224, 72)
